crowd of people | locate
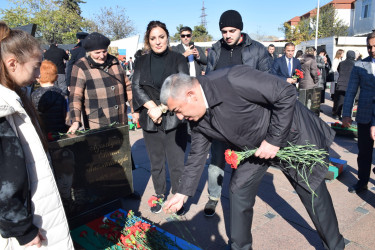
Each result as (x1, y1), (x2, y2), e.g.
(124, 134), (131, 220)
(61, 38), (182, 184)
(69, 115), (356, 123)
(0, 7), (374, 249)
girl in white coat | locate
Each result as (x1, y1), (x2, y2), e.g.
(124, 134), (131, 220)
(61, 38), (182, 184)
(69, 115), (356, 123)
(0, 22), (73, 249)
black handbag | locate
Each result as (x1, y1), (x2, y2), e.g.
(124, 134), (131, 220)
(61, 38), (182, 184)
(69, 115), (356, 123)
(326, 71), (334, 82)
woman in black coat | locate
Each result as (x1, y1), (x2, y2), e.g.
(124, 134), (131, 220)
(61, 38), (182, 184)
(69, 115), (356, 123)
(132, 21), (189, 214)
(332, 50), (356, 119)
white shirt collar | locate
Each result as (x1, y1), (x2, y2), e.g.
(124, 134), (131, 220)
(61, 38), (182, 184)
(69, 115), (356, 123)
(200, 84), (209, 109)
(182, 43), (189, 50)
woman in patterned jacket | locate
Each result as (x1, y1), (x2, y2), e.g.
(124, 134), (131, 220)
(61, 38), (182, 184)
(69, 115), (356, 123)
(68, 32), (137, 133)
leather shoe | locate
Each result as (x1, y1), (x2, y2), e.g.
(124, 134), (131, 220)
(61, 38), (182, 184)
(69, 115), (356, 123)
(204, 199), (218, 217)
(348, 184), (368, 194)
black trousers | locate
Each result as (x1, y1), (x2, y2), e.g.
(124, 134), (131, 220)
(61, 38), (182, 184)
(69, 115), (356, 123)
(332, 90), (346, 117)
(142, 124), (187, 195)
(229, 161), (344, 250)
(357, 123), (374, 186)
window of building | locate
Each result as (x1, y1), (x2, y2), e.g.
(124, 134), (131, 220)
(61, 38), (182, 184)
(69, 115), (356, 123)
(361, 0), (371, 19)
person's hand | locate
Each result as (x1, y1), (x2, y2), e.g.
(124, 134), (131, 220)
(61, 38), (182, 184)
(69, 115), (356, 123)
(286, 78), (297, 84)
(183, 47), (194, 57)
(67, 121), (80, 134)
(192, 47), (200, 58)
(371, 126), (375, 141)
(147, 106), (162, 123)
(163, 193), (186, 214)
(254, 140), (280, 159)
(25, 232), (45, 248)
(341, 117), (352, 128)
(155, 117), (162, 124)
(131, 112), (139, 124)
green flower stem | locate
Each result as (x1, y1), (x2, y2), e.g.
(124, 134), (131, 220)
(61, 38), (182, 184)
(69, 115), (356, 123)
(230, 143), (329, 214)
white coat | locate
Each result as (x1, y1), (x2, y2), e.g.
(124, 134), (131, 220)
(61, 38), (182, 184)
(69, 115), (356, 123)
(0, 84), (73, 249)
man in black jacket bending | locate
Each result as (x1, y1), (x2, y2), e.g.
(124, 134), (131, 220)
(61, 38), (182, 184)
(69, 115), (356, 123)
(161, 65), (345, 250)
(204, 9), (273, 217)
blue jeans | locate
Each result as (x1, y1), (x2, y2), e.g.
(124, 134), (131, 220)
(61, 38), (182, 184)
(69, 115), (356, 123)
(208, 140), (228, 200)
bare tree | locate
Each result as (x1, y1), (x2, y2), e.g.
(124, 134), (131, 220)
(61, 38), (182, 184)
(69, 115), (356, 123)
(88, 5), (136, 40)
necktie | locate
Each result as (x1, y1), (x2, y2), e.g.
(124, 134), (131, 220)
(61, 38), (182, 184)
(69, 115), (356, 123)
(288, 58), (292, 77)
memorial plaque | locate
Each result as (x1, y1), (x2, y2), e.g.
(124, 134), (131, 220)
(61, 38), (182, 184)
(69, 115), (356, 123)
(48, 125), (133, 219)
(298, 87), (322, 116)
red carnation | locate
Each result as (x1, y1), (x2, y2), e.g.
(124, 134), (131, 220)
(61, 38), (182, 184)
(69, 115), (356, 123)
(230, 152), (239, 169)
(225, 149), (239, 169)
(79, 230), (88, 237)
(225, 149), (233, 165)
(292, 69), (304, 79)
(148, 196), (158, 207)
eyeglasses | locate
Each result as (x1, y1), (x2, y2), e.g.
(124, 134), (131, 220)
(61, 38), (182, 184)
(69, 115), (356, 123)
(180, 34), (191, 38)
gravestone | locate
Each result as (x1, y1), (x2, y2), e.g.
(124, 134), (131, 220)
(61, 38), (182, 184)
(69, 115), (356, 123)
(14, 24), (37, 36)
(298, 87), (322, 116)
(48, 125), (133, 220)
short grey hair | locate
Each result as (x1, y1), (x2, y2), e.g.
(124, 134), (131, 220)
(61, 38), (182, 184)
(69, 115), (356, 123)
(160, 73), (196, 105)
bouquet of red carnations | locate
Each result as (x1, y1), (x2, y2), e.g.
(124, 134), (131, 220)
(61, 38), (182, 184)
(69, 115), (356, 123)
(79, 210), (184, 249)
(225, 143), (328, 198)
(292, 69), (304, 79)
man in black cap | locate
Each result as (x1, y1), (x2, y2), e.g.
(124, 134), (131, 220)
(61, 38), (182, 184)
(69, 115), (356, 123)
(43, 42), (69, 96)
(204, 9), (273, 217)
(66, 31), (88, 89)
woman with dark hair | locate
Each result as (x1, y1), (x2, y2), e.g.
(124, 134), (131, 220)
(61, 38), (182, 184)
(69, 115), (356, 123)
(295, 50), (303, 60)
(0, 21), (73, 248)
(132, 20), (189, 214)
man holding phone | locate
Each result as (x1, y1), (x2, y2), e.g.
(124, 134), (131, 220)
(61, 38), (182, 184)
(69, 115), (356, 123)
(172, 26), (207, 76)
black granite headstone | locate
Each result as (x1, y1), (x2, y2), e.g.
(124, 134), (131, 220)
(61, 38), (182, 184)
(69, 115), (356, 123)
(48, 125), (133, 219)
(14, 24), (37, 36)
(298, 87), (322, 116)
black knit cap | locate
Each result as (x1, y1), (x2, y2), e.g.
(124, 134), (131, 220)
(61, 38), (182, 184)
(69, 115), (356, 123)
(219, 10), (243, 30)
(76, 31), (88, 40)
(82, 32), (110, 52)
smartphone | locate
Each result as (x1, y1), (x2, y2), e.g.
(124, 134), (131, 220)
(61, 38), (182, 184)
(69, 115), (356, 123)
(189, 42), (195, 49)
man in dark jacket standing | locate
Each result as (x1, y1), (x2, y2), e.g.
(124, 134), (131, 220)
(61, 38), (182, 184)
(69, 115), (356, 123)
(65, 32), (88, 89)
(332, 50), (356, 119)
(161, 66), (344, 250)
(343, 31), (375, 194)
(43, 42), (69, 96)
(203, 9), (272, 217)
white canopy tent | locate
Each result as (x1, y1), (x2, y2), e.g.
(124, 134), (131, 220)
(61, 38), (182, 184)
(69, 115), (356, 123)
(110, 35), (140, 59)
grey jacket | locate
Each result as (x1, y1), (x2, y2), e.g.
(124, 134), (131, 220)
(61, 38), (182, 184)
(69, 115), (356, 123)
(299, 54), (319, 90)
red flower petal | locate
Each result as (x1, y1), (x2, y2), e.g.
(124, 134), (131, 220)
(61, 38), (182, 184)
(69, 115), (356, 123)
(79, 230), (88, 237)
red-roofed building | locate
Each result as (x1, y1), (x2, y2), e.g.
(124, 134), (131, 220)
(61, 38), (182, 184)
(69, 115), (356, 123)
(285, 0), (375, 37)
(285, 0), (355, 30)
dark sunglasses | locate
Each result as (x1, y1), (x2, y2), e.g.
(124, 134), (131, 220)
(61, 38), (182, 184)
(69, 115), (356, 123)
(180, 34), (191, 38)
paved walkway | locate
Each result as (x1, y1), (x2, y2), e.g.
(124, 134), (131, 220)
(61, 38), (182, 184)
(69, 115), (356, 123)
(124, 91), (375, 250)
